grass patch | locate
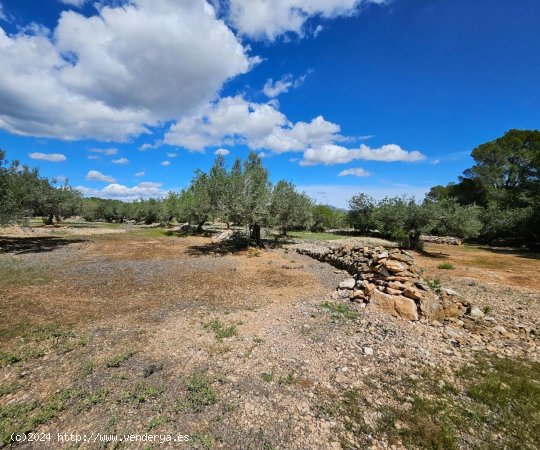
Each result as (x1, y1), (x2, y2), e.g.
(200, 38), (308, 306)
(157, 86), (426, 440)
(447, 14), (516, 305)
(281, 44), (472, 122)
(321, 302), (357, 321)
(374, 354), (540, 449)
(179, 373), (217, 413)
(126, 383), (163, 405)
(106, 351), (135, 368)
(0, 384), (17, 397)
(0, 389), (73, 446)
(0, 352), (21, 367)
(437, 262), (455, 270)
(253, 336), (264, 344)
(80, 388), (109, 408)
(146, 415), (167, 431)
(0, 266), (52, 289)
(287, 231), (348, 241)
(204, 319), (237, 341)
(129, 228), (172, 238)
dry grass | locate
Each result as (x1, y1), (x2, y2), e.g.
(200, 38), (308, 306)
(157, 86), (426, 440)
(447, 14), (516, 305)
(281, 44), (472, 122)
(414, 243), (540, 291)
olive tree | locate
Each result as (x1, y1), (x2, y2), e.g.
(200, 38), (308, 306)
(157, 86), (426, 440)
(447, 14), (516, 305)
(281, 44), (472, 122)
(271, 180), (313, 235)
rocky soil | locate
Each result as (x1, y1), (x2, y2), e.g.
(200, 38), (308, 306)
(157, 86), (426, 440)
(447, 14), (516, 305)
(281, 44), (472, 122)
(0, 230), (539, 449)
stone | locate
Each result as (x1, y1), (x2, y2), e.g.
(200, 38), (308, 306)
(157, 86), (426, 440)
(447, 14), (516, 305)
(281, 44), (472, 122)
(363, 347), (374, 356)
(386, 287), (402, 296)
(493, 325), (507, 334)
(402, 287), (422, 301)
(339, 278), (356, 289)
(384, 260), (406, 273)
(443, 288), (459, 296)
(469, 306), (485, 319)
(394, 296), (419, 321)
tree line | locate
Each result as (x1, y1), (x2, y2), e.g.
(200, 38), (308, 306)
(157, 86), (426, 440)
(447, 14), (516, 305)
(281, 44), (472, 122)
(347, 129), (539, 248)
(1, 128), (538, 248)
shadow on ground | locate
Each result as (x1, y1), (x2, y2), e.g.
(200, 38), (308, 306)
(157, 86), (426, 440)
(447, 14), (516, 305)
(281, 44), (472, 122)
(479, 247), (540, 260)
(0, 237), (86, 255)
(185, 240), (249, 256)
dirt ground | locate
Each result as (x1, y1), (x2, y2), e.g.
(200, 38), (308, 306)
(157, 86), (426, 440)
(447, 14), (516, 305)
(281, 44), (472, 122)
(0, 229), (539, 449)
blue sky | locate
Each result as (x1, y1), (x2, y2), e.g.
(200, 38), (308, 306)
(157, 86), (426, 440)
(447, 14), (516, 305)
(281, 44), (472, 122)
(0, 0), (539, 207)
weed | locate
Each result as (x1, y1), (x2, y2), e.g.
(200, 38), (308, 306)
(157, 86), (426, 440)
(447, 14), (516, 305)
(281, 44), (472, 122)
(82, 361), (94, 376)
(437, 262), (455, 270)
(281, 371), (295, 385)
(321, 302), (357, 321)
(427, 278), (442, 294)
(126, 383), (163, 405)
(146, 415), (167, 431)
(179, 373), (217, 413)
(253, 336), (264, 344)
(262, 372), (274, 383)
(106, 351), (135, 368)
(0, 384), (16, 397)
(0, 352), (21, 367)
(80, 388), (109, 408)
(204, 320), (237, 341)
(106, 416), (118, 428)
(0, 389), (73, 445)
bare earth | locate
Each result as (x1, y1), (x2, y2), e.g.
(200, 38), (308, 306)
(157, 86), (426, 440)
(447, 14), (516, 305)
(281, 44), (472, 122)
(0, 229), (539, 449)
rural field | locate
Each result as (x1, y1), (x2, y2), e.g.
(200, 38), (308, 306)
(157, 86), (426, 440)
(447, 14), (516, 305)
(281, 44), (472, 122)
(1, 224), (539, 449)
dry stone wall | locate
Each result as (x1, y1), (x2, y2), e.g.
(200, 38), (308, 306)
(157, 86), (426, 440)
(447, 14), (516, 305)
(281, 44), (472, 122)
(421, 235), (462, 245)
(295, 244), (471, 322)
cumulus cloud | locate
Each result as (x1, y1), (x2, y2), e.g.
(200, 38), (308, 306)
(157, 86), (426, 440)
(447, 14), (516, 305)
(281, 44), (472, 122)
(214, 148), (230, 156)
(263, 72), (309, 98)
(338, 167), (370, 177)
(227, 0), (388, 40)
(85, 170), (116, 183)
(135, 171), (145, 177)
(76, 181), (166, 201)
(161, 161), (171, 167)
(112, 157), (129, 165)
(0, 0), (254, 141)
(165, 96), (342, 153)
(300, 144), (425, 166)
(28, 152), (67, 162)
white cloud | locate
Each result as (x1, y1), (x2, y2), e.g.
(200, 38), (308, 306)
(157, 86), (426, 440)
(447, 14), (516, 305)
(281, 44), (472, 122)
(165, 96), (342, 153)
(88, 155), (99, 160)
(0, 0), (254, 141)
(214, 148), (230, 156)
(0, 2), (6, 21)
(338, 167), (371, 177)
(227, 0), (388, 41)
(263, 72), (309, 98)
(112, 157), (129, 165)
(89, 148), (117, 156)
(85, 170), (116, 183)
(166, 152), (178, 158)
(59, 0), (87, 7)
(76, 181), (166, 201)
(161, 160), (171, 167)
(28, 152), (67, 162)
(300, 144), (425, 166)
(135, 171), (145, 177)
